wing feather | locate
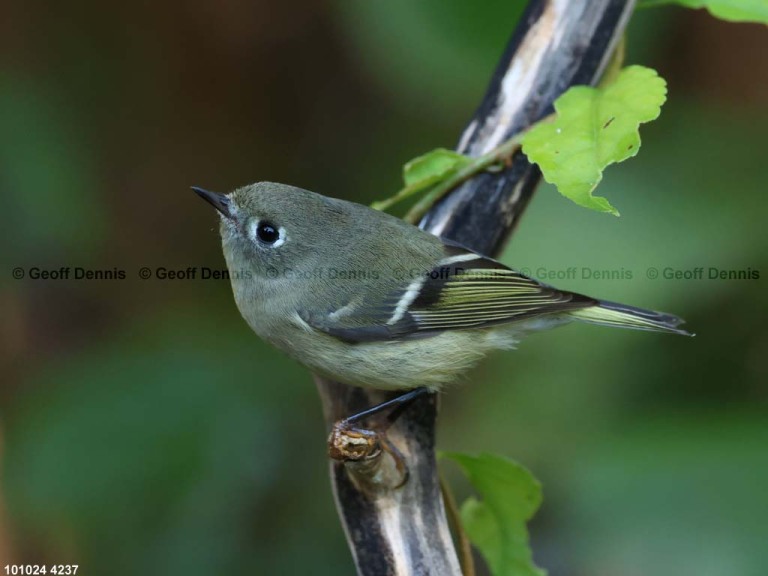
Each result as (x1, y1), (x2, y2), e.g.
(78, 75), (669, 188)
(300, 246), (596, 343)
(408, 267), (587, 330)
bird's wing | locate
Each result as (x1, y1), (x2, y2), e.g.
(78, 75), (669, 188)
(298, 243), (596, 343)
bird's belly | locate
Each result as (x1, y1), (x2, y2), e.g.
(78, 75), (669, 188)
(273, 327), (520, 391)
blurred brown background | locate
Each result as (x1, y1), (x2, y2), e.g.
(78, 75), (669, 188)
(1, 2), (767, 575)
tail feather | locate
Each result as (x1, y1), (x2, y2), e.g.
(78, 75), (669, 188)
(569, 300), (694, 336)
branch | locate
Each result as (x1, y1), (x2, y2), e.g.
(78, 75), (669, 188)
(315, 2), (636, 574)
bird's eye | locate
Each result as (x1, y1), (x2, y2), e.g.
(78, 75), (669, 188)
(248, 219), (286, 247)
(257, 222), (279, 244)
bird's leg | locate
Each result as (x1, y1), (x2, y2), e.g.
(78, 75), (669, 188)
(327, 387), (431, 488)
(344, 387), (431, 429)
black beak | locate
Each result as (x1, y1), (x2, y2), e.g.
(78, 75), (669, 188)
(192, 186), (233, 219)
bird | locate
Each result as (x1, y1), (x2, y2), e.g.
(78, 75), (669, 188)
(193, 181), (691, 392)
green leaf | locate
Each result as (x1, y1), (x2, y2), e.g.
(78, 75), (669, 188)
(402, 148), (472, 187)
(443, 452), (546, 576)
(371, 148), (472, 211)
(522, 65), (668, 216)
(637, 0), (768, 24)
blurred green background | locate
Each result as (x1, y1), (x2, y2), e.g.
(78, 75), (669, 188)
(1, 2), (766, 575)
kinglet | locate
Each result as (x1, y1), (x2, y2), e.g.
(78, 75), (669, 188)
(194, 182), (690, 391)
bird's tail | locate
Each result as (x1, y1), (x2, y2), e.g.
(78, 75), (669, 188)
(568, 300), (693, 336)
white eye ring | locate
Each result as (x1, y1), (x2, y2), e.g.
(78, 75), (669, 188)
(247, 219), (287, 248)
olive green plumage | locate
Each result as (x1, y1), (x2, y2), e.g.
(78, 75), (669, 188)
(195, 181), (690, 391)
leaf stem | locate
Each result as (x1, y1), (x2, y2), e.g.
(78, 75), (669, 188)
(440, 474), (476, 576)
(371, 181), (429, 212)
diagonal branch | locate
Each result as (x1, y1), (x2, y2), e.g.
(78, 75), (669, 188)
(315, 2), (636, 574)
